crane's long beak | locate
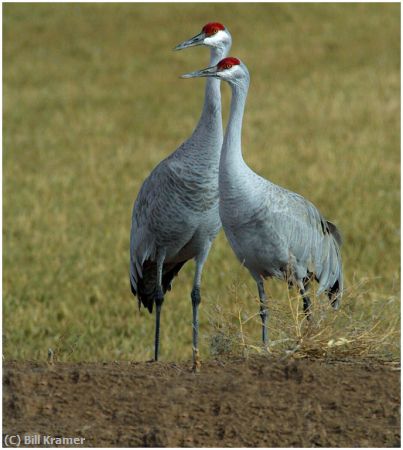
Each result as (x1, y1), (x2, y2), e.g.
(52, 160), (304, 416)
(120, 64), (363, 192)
(174, 32), (205, 51)
(181, 65), (218, 78)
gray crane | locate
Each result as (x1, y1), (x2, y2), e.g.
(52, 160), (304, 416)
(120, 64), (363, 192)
(130, 23), (232, 368)
(183, 57), (343, 347)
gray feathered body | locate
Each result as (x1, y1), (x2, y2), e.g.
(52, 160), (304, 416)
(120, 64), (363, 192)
(219, 64), (343, 306)
(130, 71), (223, 312)
(220, 168), (343, 303)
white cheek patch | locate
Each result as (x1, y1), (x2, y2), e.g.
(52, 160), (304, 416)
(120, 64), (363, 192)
(204, 30), (228, 47)
(219, 65), (239, 76)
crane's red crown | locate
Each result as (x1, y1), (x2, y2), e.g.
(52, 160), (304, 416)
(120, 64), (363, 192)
(202, 22), (225, 37)
(217, 57), (241, 71)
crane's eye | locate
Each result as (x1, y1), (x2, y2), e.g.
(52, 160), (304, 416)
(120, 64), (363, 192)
(202, 22), (225, 36)
(218, 57), (240, 71)
(206, 28), (218, 36)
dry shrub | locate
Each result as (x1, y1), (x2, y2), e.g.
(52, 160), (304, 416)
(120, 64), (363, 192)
(207, 274), (399, 361)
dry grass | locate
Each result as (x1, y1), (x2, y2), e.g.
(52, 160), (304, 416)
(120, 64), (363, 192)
(207, 273), (399, 361)
(3, 3), (400, 362)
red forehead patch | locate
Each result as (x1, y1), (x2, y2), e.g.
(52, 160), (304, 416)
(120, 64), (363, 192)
(217, 57), (241, 71)
(202, 22), (225, 36)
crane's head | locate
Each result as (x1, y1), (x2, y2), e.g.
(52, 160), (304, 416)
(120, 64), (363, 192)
(174, 22), (232, 52)
(181, 57), (249, 86)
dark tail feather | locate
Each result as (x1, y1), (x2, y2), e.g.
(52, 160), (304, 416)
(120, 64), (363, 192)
(130, 277), (137, 297)
(327, 221), (343, 246)
(131, 260), (187, 314)
(162, 261), (186, 292)
(327, 278), (342, 310)
(328, 221), (343, 309)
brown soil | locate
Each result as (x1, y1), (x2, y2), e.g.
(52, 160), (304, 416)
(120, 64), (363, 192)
(3, 357), (400, 447)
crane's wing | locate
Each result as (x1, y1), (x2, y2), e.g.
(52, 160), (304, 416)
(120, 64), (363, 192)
(129, 156), (195, 312)
(268, 187), (343, 306)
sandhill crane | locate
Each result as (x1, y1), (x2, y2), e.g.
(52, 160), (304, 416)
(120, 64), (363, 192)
(182, 57), (343, 347)
(130, 23), (232, 368)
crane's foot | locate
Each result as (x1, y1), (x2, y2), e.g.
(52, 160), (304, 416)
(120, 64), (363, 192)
(303, 298), (312, 322)
(192, 347), (201, 373)
(305, 312), (313, 323)
(261, 341), (270, 355)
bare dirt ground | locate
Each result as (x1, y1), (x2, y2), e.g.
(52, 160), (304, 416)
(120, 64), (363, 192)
(3, 357), (400, 447)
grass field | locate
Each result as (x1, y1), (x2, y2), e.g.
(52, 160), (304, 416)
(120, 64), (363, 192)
(3, 3), (400, 362)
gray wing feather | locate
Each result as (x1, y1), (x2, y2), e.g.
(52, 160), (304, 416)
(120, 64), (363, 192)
(130, 159), (178, 302)
(270, 189), (343, 299)
(130, 149), (220, 311)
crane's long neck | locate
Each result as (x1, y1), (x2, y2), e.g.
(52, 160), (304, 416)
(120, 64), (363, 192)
(190, 47), (227, 148)
(219, 79), (249, 186)
(201, 48), (225, 121)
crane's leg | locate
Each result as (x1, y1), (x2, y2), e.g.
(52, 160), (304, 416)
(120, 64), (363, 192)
(298, 278), (312, 321)
(191, 243), (211, 372)
(254, 276), (269, 349)
(154, 254), (165, 361)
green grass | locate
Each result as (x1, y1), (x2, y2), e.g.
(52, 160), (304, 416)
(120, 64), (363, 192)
(3, 3), (400, 362)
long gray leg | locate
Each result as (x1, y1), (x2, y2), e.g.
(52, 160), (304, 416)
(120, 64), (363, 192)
(254, 275), (269, 347)
(191, 243), (212, 371)
(298, 279), (312, 320)
(154, 253), (165, 361)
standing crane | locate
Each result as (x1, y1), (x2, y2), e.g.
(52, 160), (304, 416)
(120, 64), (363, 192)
(130, 24), (232, 368)
(182, 57), (343, 347)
